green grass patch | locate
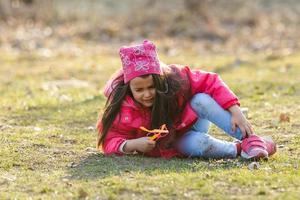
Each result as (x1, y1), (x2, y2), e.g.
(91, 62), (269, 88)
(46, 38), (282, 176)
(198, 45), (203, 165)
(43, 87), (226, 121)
(0, 48), (299, 199)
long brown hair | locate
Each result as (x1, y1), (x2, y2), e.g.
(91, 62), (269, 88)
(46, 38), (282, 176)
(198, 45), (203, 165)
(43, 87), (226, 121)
(97, 65), (190, 149)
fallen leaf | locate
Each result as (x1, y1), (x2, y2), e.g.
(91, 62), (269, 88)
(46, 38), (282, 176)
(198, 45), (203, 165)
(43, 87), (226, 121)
(78, 188), (88, 199)
(279, 113), (290, 123)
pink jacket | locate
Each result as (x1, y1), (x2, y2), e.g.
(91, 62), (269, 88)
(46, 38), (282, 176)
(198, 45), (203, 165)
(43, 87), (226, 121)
(98, 64), (240, 158)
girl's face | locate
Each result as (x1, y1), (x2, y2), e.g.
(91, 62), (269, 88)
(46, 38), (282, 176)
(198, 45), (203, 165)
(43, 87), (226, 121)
(129, 75), (156, 108)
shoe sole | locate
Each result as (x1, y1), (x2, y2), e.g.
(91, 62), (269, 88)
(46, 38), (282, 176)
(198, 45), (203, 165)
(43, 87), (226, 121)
(241, 151), (269, 160)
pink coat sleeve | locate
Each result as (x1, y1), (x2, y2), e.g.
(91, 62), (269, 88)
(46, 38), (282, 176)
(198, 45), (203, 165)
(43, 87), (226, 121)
(183, 66), (240, 109)
(102, 127), (127, 156)
(101, 114), (136, 156)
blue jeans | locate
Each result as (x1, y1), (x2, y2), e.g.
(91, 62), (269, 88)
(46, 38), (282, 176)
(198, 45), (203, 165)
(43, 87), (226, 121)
(179, 93), (243, 159)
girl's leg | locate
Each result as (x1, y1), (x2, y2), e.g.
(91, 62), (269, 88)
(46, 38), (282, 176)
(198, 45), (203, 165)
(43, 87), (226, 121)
(179, 130), (237, 158)
(178, 93), (243, 158)
(192, 118), (210, 133)
(190, 93), (243, 140)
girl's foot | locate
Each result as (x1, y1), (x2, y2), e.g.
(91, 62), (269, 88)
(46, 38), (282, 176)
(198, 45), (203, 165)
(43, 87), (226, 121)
(238, 135), (276, 160)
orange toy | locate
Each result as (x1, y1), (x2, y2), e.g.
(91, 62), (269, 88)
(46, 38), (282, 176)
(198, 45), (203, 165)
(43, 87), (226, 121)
(139, 124), (169, 141)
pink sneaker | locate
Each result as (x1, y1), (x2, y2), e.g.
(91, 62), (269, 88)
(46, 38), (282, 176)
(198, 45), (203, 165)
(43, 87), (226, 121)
(240, 135), (276, 160)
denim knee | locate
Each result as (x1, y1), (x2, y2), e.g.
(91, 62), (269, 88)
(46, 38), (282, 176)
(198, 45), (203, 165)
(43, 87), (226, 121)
(190, 93), (214, 118)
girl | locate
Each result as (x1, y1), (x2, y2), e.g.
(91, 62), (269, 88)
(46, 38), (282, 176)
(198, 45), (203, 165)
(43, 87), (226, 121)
(97, 40), (276, 159)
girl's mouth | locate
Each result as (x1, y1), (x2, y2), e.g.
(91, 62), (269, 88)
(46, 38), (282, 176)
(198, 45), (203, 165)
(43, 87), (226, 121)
(143, 99), (153, 103)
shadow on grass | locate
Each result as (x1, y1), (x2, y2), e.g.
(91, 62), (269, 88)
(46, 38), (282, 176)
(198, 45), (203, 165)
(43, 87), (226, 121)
(67, 153), (251, 180)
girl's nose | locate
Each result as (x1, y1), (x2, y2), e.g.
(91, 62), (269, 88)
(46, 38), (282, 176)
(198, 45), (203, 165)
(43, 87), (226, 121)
(144, 90), (152, 98)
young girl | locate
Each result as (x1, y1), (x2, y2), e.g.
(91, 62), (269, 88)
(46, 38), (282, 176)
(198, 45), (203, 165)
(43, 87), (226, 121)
(97, 40), (276, 159)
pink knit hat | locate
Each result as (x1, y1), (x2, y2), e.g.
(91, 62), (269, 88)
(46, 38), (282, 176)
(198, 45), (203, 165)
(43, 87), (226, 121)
(119, 40), (162, 83)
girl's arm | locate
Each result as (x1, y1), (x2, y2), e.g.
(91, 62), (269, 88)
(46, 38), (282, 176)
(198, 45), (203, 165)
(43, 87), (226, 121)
(122, 137), (156, 153)
(183, 66), (240, 109)
(102, 128), (156, 155)
(184, 66), (253, 138)
(228, 104), (254, 138)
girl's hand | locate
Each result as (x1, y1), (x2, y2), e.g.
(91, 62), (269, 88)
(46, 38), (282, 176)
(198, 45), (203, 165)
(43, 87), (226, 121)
(124, 137), (156, 153)
(229, 105), (254, 138)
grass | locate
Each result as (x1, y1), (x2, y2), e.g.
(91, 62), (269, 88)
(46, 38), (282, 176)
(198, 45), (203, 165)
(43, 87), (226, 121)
(0, 45), (299, 199)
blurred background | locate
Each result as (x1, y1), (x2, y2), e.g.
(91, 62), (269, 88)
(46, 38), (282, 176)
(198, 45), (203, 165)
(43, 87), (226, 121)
(0, 0), (299, 57)
(0, 3), (300, 198)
